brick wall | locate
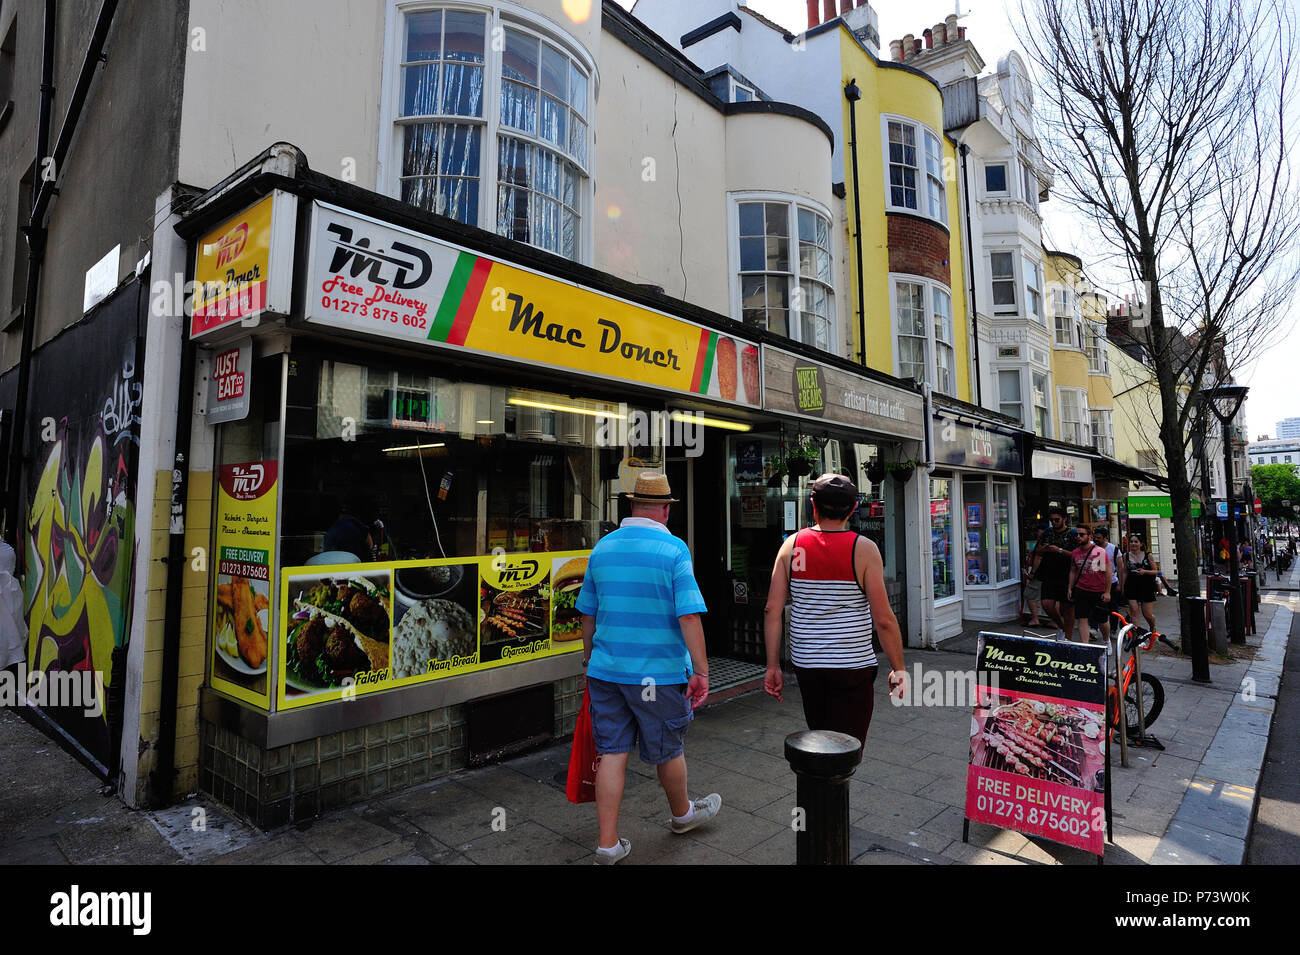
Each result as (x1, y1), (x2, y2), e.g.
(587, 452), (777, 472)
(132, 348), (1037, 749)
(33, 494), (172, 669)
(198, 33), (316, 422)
(887, 214), (951, 285)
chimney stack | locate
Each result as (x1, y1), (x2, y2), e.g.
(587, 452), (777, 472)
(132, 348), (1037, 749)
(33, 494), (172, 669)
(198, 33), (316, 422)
(902, 33), (914, 59)
(807, 0), (819, 29)
(946, 13), (959, 41)
(890, 38), (903, 61)
(933, 22), (946, 44)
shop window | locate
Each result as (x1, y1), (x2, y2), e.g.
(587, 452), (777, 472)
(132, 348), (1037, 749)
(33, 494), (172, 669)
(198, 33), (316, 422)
(990, 252), (1017, 315)
(387, 4), (591, 260)
(892, 277), (956, 397)
(885, 117), (946, 224)
(280, 356), (626, 568)
(992, 482), (1014, 582)
(930, 476), (955, 599)
(963, 477), (988, 585)
(735, 197), (835, 351)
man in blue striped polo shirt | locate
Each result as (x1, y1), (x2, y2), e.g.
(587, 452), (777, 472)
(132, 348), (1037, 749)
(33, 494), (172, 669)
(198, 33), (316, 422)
(577, 471), (721, 864)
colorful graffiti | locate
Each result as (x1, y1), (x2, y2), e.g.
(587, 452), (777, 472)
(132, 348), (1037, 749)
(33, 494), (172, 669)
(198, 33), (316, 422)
(21, 294), (140, 772)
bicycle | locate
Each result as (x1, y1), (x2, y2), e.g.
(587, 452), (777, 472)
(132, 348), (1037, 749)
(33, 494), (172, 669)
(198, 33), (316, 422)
(1105, 611), (1178, 738)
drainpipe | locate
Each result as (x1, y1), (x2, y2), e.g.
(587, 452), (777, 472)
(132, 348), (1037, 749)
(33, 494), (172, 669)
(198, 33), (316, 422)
(844, 79), (867, 367)
(920, 383), (937, 647)
(959, 143), (982, 408)
(6, 0), (121, 551)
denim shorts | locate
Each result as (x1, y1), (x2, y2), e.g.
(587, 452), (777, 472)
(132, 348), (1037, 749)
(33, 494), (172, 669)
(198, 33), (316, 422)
(586, 676), (693, 765)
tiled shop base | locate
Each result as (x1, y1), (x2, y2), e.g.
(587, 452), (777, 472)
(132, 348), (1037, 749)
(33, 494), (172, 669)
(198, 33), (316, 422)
(200, 675), (586, 830)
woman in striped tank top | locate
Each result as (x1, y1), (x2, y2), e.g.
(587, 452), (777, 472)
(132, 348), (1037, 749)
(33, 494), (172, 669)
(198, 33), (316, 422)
(763, 474), (907, 751)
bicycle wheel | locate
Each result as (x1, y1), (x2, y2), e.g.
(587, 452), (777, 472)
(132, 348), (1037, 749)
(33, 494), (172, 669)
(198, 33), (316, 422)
(1124, 673), (1164, 731)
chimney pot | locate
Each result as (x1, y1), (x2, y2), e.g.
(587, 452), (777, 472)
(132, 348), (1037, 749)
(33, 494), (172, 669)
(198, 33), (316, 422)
(958, 26), (966, 39)
(902, 33), (914, 59)
(934, 22), (947, 45)
(923, 28), (933, 49)
(823, 0), (836, 23)
(946, 13), (959, 37)
(840, 0), (852, 15)
(890, 38), (903, 61)
(807, 0), (820, 29)
(914, 38), (923, 55)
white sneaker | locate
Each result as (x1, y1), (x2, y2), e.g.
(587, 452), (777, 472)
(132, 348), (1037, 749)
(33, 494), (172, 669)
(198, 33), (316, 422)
(594, 837), (631, 864)
(671, 793), (723, 833)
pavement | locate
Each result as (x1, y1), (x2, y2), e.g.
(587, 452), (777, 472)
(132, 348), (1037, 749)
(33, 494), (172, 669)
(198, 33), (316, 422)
(1, 563), (1295, 866)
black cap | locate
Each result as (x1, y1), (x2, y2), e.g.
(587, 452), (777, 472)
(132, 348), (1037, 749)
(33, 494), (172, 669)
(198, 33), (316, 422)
(810, 472), (859, 508)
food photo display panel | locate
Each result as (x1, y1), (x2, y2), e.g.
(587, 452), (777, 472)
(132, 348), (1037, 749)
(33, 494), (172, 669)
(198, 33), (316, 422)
(276, 551), (587, 709)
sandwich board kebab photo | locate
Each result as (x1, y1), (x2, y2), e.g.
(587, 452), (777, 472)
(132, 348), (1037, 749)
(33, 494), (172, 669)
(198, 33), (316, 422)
(963, 632), (1110, 859)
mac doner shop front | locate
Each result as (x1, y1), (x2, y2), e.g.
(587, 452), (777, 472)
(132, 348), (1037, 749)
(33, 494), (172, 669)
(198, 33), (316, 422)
(187, 191), (763, 827)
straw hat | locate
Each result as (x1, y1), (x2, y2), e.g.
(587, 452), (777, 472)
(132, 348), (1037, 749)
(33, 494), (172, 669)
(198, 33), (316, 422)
(626, 471), (679, 504)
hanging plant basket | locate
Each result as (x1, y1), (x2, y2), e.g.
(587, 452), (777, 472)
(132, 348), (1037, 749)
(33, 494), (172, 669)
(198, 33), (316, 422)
(767, 471), (785, 489)
(787, 458), (814, 478)
(865, 461), (886, 484)
(887, 460), (919, 482)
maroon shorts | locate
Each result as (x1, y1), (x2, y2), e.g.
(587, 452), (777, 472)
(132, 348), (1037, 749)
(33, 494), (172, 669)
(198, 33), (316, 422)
(793, 665), (879, 751)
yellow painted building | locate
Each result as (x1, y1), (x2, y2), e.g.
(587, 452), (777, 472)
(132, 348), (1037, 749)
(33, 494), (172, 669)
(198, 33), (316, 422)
(1044, 251), (1091, 446)
(840, 30), (972, 403)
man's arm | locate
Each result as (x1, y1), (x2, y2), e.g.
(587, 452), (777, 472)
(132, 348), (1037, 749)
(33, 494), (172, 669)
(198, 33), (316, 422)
(679, 613), (709, 709)
(762, 536), (795, 702)
(581, 613), (596, 666)
(855, 537), (905, 697)
(1067, 556), (1079, 596)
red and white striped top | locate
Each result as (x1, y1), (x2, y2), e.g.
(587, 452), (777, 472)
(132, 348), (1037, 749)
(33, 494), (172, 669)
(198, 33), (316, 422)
(788, 528), (876, 669)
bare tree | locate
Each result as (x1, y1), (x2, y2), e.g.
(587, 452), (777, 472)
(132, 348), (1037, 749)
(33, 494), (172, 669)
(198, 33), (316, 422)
(1019, 0), (1300, 615)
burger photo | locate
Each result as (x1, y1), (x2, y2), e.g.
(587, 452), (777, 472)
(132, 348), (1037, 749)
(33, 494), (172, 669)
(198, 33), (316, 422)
(550, 557), (586, 641)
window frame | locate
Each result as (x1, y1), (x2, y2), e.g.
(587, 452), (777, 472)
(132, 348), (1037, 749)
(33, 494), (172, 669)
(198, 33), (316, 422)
(1085, 322), (1110, 374)
(1090, 408), (1114, 457)
(1057, 387), (1089, 446)
(1020, 158), (1039, 212)
(1023, 254), (1043, 323)
(729, 192), (838, 353)
(990, 251), (1018, 316)
(882, 115), (948, 226)
(1032, 370), (1052, 438)
(379, 1), (596, 262)
(889, 273), (958, 398)
(984, 161), (1009, 196)
(730, 77), (756, 102)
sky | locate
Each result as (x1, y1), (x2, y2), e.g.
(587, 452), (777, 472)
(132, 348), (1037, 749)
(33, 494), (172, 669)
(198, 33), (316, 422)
(626, 0), (1300, 439)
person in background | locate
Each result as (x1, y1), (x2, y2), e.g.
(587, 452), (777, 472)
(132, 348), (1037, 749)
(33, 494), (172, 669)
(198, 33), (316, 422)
(1030, 508), (1076, 640)
(1093, 526), (1123, 631)
(764, 473), (907, 752)
(577, 471), (719, 865)
(1123, 534), (1160, 633)
(0, 541), (26, 682)
(1022, 545), (1044, 627)
(323, 507), (374, 562)
(1067, 524), (1113, 644)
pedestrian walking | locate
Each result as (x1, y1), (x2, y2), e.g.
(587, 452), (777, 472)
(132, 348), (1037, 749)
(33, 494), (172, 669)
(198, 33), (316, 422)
(1022, 538), (1044, 627)
(1092, 526), (1122, 631)
(762, 473), (906, 752)
(1030, 508), (1076, 639)
(576, 471), (719, 865)
(0, 541), (25, 678)
(1067, 523), (1113, 644)
(1122, 534), (1160, 633)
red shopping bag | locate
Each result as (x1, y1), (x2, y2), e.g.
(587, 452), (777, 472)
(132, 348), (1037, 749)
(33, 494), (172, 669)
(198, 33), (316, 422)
(566, 684), (597, 804)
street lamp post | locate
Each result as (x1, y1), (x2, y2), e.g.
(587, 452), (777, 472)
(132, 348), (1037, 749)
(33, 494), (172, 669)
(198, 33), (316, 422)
(1199, 385), (1249, 645)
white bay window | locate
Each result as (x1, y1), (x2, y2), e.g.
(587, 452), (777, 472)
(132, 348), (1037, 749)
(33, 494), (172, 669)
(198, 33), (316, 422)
(385, 4), (592, 260)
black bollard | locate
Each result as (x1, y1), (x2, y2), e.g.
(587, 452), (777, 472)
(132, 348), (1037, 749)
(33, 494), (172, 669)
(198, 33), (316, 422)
(784, 730), (862, 865)
(1181, 595), (1211, 684)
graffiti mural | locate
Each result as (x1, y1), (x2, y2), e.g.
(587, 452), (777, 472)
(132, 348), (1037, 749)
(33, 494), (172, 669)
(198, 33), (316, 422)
(21, 284), (142, 773)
